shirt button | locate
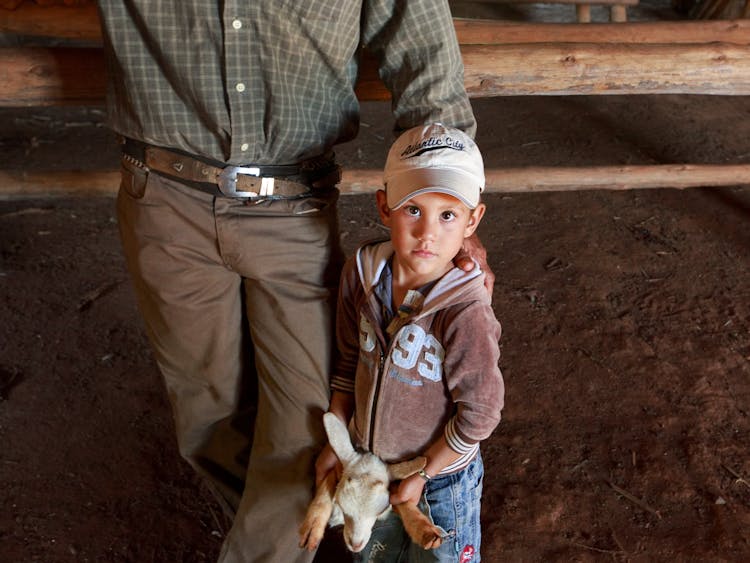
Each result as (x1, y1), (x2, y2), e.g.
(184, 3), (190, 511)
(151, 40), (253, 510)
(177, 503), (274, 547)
(240, 143), (249, 152)
(235, 83), (246, 93)
(232, 19), (242, 30)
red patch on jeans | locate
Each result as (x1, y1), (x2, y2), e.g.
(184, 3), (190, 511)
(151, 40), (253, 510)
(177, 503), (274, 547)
(459, 545), (475, 562)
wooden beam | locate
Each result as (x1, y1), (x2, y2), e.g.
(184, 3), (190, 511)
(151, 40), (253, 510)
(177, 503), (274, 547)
(463, 42), (750, 96)
(343, 165), (750, 193)
(0, 170), (120, 198)
(0, 47), (106, 106)
(487, 164), (750, 192)
(3, 3), (750, 47)
(2, 165), (749, 199)
(359, 43), (750, 98)
(452, 19), (750, 45)
(453, 0), (638, 3)
(5, 40), (750, 107)
(0, 0), (100, 42)
(4, 8), (750, 104)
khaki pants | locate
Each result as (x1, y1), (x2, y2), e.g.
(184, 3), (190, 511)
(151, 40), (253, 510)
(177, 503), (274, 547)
(117, 158), (344, 562)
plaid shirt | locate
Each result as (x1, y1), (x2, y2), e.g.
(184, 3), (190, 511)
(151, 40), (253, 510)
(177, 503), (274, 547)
(97, 1), (476, 166)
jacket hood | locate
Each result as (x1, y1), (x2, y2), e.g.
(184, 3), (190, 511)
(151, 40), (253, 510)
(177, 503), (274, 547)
(354, 240), (489, 319)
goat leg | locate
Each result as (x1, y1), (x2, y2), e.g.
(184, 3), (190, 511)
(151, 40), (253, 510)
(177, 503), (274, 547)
(299, 471), (337, 551)
(393, 502), (443, 550)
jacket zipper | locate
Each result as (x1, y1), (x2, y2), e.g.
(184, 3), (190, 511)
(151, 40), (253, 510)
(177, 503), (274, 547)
(368, 351), (385, 452)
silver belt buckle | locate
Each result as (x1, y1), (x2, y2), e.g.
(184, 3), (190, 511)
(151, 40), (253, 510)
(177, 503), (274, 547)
(217, 166), (275, 198)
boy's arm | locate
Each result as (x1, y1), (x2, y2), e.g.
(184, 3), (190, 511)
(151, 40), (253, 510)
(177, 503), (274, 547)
(314, 390), (355, 486)
(390, 434), (460, 506)
(442, 302), (504, 450)
(314, 257), (360, 486)
(328, 389), (355, 425)
(390, 301), (504, 502)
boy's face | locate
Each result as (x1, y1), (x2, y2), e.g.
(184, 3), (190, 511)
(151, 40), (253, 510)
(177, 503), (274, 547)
(377, 189), (485, 288)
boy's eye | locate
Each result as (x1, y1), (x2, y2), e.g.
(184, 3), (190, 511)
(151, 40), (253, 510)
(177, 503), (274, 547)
(405, 205), (421, 216)
(440, 210), (456, 221)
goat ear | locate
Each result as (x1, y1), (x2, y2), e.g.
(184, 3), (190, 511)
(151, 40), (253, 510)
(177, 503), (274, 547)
(387, 456), (427, 481)
(323, 412), (356, 464)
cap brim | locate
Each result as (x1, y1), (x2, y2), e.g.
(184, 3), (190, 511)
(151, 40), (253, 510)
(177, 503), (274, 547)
(386, 168), (481, 209)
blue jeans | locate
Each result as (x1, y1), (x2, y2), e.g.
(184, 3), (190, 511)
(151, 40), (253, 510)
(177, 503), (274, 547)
(354, 454), (484, 563)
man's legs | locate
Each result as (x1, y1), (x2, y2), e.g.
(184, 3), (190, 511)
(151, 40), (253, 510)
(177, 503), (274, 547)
(118, 158), (343, 561)
(216, 192), (343, 563)
(117, 162), (252, 513)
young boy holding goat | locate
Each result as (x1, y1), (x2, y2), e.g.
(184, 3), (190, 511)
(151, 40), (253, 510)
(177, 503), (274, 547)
(313, 123), (505, 562)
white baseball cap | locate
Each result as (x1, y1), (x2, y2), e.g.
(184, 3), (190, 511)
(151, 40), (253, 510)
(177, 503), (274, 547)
(383, 123), (485, 209)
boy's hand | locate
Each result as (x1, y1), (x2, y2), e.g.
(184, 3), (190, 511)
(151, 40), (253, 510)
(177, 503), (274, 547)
(389, 474), (425, 506)
(454, 233), (495, 297)
(314, 443), (342, 486)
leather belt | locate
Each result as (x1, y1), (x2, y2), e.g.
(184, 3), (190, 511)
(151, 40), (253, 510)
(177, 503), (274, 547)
(122, 138), (339, 199)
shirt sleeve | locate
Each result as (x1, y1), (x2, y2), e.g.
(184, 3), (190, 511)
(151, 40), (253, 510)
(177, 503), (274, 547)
(330, 258), (361, 394)
(360, 0), (477, 137)
(440, 302), (504, 450)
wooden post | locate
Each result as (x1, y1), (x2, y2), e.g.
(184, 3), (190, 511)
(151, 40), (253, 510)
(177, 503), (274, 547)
(610, 5), (628, 21)
(576, 4), (592, 22)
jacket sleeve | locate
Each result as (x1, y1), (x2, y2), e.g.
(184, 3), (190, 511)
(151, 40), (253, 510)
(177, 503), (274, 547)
(440, 302), (504, 451)
(360, 0), (476, 137)
(330, 258), (361, 394)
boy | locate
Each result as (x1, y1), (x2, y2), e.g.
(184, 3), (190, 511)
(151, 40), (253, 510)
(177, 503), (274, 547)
(322, 123), (504, 562)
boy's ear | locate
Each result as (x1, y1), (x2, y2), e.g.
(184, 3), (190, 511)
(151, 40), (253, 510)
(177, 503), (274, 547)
(464, 203), (486, 238)
(376, 189), (392, 227)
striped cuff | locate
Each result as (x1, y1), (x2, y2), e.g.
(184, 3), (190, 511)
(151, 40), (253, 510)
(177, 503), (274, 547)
(445, 417), (478, 454)
(330, 375), (355, 393)
(439, 446), (479, 475)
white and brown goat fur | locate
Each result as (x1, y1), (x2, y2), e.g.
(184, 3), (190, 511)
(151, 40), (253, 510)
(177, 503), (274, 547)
(299, 412), (443, 553)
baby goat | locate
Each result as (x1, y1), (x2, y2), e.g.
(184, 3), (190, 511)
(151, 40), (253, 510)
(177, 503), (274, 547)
(299, 412), (443, 553)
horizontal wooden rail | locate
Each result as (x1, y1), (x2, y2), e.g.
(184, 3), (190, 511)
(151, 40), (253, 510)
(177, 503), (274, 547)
(4, 40), (750, 107)
(451, 19), (750, 45)
(1, 164), (748, 199)
(2, 4), (748, 196)
(4, 3), (750, 102)
(0, 47), (106, 106)
(347, 165), (750, 192)
(456, 0), (638, 3)
(481, 0), (638, 5)
(355, 42), (750, 98)
(3, 2), (750, 47)
(0, 1), (100, 41)
(460, 43), (750, 96)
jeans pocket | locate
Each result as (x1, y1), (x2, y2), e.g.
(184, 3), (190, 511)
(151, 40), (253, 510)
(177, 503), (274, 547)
(120, 156), (149, 199)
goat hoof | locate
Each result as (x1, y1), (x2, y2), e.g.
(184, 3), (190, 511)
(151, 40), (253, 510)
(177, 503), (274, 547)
(298, 519), (325, 551)
(419, 528), (443, 550)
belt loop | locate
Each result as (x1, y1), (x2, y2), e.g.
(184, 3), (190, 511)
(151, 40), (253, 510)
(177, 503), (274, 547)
(260, 177), (275, 196)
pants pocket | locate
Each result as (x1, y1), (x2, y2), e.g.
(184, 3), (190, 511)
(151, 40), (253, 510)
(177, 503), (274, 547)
(120, 156), (149, 199)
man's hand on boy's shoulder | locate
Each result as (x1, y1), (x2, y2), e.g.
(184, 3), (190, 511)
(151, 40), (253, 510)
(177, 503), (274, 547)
(454, 234), (495, 297)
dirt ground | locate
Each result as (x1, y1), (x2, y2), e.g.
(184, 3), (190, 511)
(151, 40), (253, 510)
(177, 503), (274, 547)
(2, 86), (750, 563)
